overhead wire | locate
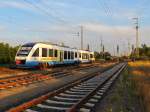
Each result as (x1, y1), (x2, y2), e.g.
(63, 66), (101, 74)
(96, 0), (125, 54)
(24, 0), (78, 31)
(23, 0), (67, 24)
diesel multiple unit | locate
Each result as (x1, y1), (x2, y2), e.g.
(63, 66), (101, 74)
(15, 42), (95, 68)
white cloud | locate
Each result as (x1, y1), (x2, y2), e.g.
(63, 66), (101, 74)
(0, 1), (29, 10)
(0, 1), (43, 14)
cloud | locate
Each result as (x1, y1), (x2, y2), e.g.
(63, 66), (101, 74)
(0, 1), (44, 14)
(0, 1), (29, 9)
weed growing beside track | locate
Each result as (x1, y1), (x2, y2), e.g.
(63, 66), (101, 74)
(110, 67), (142, 112)
(128, 61), (150, 112)
(95, 64), (143, 112)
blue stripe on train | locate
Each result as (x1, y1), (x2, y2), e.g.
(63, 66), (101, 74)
(17, 60), (78, 68)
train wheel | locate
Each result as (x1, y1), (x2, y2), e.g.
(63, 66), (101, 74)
(43, 63), (46, 70)
(39, 63), (43, 70)
(46, 63), (49, 68)
(43, 62), (49, 69)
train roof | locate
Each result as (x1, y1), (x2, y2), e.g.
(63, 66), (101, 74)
(23, 42), (77, 49)
(22, 42), (94, 52)
(22, 43), (36, 47)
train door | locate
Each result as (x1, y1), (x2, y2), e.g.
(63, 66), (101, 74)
(60, 51), (63, 62)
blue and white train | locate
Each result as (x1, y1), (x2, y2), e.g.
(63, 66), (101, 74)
(15, 42), (95, 68)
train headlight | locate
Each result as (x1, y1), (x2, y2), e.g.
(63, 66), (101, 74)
(16, 60), (21, 64)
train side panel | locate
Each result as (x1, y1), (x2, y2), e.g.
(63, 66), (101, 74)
(15, 43), (81, 68)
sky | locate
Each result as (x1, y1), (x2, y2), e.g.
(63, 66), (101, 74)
(0, 0), (150, 55)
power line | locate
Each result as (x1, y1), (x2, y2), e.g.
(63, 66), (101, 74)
(39, 0), (66, 22)
(23, 0), (66, 24)
(99, 0), (113, 17)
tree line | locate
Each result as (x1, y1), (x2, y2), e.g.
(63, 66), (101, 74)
(0, 43), (19, 64)
(130, 44), (150, 59)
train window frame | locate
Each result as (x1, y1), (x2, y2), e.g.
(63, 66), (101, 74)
(64, 51), (67, 59)
(49, 49), (53, 57)
(68, 51), (70, 59)
(32, 48), (39, 57)
(54, 50), (57, 57)
(42, 48), (47, 57)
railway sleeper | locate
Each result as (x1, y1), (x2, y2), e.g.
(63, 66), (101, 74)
(74, 86), (95, 89)
(65, 90), (88, 95)
(41, 101), (74, 108)
(70, 88), (92, 92)
(46, 99), (76, 105)
(54, 96), (81, 102)
(59, 93), (85, 98)
(73, 87), (95, 91)
(37, 104), (69, 111)
(79, 108), (91, 112)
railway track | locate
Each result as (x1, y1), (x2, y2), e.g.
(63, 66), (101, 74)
(7, 63), (125, 112)
(0, 64), (100, 90)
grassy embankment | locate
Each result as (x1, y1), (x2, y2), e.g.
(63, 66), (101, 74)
(128, 61), (150, 112)
(103, 61), (150, 112)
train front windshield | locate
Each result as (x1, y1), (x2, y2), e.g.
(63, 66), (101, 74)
(16, 43), (35, 56)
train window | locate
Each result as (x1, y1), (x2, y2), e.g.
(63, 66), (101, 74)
(64, 51), (67, 59)
(87, 54), (89, 59)
(68, 51), (70, 59)
(49, 49), (53, 57)
(82, 53), (85, 59)
(71, 52), (74, 59)
(75, 52), (77, 58)
(82, 53), (88, 59)
(79, 53), (81, 58)
(42, 48), (47, 57)
(32, 48), (39, 57)
(90, 54), (93, 58)
(17, 47), (32, 56)
(82, 54), (84, 59)
(54, 50), (57, 57)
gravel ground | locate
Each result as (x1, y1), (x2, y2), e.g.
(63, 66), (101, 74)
(0, 64), (112, 111)
(0, 67), (29, 79)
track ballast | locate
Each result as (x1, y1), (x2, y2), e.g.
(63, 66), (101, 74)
(7, 63), (125, 112)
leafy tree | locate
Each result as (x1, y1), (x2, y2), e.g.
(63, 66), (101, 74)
(0, 43), (19, 64)
(130, 44), (150, 59)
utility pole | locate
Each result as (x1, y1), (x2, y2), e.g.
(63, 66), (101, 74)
(87, 44), (90, 51)
(102, 45), (105, 59)
(100, 36), (103, 53)
(133, 17), (139, 58)
(117, 45), (119, 57)
(128, 39), (131, 57)
(80, 26), (83, 50)
(113, 45), (115, 56)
